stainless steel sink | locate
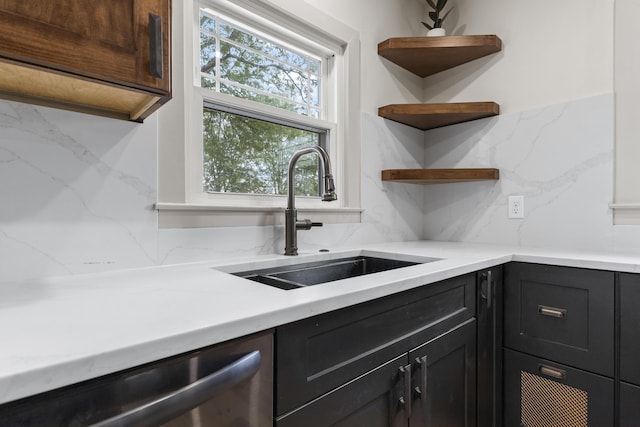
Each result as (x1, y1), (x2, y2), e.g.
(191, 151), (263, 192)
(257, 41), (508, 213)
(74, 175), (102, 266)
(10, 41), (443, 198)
(234, 256), (428, 290)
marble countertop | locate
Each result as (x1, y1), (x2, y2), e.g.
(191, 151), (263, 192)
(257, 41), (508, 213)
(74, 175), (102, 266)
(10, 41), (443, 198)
(2, 240), (640, 405)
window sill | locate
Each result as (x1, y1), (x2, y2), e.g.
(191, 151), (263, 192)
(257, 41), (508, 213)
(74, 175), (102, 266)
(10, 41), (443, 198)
(610, 203), (640, 225)
(155, 203), (363, 228)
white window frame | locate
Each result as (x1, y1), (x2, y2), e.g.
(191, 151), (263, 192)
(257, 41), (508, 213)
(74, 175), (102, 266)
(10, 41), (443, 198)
(156, 0), (361, 228)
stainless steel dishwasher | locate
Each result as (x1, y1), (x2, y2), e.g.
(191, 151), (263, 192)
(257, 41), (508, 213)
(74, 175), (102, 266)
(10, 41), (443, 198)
(0, 330), (273, 427)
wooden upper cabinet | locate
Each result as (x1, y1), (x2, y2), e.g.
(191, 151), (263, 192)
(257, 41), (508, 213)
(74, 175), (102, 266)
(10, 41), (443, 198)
(0, 0), (171, 122)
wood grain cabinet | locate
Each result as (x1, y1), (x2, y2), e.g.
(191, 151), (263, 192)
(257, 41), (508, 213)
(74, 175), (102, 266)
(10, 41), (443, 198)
(0, 0), (171, 121)
(275, 273), (479, 427)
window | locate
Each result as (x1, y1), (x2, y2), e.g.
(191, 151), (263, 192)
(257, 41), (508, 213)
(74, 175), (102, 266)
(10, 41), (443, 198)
(157, 0), (361, 227)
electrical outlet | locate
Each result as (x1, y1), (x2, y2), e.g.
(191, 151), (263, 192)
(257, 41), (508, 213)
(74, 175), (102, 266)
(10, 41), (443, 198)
(508, 195), (525, 219)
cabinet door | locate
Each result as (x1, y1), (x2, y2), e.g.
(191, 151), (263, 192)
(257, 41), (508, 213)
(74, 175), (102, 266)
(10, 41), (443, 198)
(503, 348), (613, 427)
(477, 266), (502, 427)
(504, 263), (614, 376)
(620, 381), (640, 427)
(408, 319), (477, 427)
(276, 273), (476, 415)
(276, 354), (409, 427)
(0, 0), (170, 93)
(620, 273), (640, 385)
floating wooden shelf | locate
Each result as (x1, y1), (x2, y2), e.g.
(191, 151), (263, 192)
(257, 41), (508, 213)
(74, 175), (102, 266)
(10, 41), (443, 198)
(378, 102), (499, 130)
(381, 168), (500, 184)
(378, 35), (502, 77)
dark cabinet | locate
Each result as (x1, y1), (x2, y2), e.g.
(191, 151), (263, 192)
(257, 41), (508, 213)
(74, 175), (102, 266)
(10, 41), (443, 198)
(620, 381), (640, 427)
(276, 321), (476, 427)
(504, 262), (614, 376)
(503, 262), (615, 426)
(0, 0), (171, 121)
(276, 353), (407, 427)
(476, 266), (502, 427)
(620, 273), (640, 385)
(408, 320), (476, 427)
(620, 273), (640, 426)
(276, 273), (476, 416)
(503, 349), (614, 426)
(275, 273), (480, 426)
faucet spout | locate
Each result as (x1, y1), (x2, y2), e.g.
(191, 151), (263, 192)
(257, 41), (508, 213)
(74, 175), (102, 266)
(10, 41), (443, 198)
(285, 146), (337, 256)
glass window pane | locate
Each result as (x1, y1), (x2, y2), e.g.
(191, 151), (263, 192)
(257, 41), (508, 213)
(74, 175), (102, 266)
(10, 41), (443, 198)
(199, 9), (322, 118)
(203, 108), (323, 197)
(200, 33), (217, 75)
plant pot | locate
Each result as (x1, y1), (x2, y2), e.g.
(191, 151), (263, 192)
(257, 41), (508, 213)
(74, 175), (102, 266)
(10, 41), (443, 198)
(427, 28), (446, 37)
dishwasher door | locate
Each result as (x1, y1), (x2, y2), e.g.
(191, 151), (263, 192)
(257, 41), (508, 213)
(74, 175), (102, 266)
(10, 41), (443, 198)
(0, 330), (273, 427)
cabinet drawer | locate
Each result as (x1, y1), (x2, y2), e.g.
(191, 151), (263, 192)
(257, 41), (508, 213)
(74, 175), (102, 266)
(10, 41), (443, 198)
(276, 273), (476, 415)
(503, 348), (613, 427)
(620, 273), (640, 385)
(504, 263), (614, 376)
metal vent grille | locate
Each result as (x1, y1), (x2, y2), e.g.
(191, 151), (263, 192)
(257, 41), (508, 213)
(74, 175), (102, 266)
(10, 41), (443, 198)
(520, 371), (588, 427)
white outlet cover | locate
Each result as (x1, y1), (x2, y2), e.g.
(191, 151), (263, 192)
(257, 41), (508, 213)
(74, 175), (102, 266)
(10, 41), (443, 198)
(508, 195), (525, 219)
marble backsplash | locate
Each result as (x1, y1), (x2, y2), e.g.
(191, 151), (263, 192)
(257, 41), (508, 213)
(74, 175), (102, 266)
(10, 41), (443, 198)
(422, 93), (640, 253)
(2, 93), (638, 282)
(0, 102), (424, 282)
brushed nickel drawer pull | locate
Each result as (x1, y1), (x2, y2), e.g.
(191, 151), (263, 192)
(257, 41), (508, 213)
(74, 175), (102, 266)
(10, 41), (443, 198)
(398, 364), (412, 420)
(538, 305), (567, 318)
(539, 364), (567, 380)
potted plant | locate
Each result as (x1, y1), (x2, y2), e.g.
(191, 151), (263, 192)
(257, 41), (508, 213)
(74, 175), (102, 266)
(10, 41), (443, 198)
(421, 0), (453, 36)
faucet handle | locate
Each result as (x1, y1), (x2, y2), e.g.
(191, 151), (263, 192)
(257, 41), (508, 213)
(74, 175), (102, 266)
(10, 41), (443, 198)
(296, 219), (323, 230)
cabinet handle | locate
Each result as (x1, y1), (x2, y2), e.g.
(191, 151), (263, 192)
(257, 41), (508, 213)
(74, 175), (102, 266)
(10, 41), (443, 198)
(415, 356), (428, 405)
(481, 270), (493, 308)
(538, 364), (567, 380)
(398, 364), (412, 420)
(538, 305), (567, 318)
(149, 13), (163, 78)
(91, 350), (261, 427)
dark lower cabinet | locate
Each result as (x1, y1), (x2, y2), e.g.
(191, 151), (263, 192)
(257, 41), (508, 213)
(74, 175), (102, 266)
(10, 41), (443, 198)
(275, 274), (476, 417)
(620, 382), (640, 427)
(276, 354), (407, 427)
(476, 266), (502, 427)
(504, 349), (614, 426)
(504, 262), (614, 377)
(620, 273), (640, 385)
(502, 262), (621, 427)
(620, 273), (640, 427)
(276, 320), (476, 427)
(408, 320), (477, 427)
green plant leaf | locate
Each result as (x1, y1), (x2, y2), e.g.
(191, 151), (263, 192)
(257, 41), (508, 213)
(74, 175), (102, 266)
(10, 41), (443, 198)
(441, 7), (454, 23)
(426, 0), (437, 10)
(429, 11), (438, 21)
(421, 21), (433, 30)
(436, 0), (448, 11)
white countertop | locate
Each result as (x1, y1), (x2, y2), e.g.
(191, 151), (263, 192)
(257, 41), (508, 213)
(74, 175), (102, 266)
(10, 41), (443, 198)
(2, 240), (640, 405)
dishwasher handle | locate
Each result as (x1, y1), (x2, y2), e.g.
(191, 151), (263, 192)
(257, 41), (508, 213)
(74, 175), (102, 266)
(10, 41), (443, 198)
(91, 350), (262, 427)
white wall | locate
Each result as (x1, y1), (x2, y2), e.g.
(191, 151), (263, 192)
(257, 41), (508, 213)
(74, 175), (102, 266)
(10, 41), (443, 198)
(613, 0), (640, 223)
(422, 0), (614, 114)
(304, 0), (427, 114)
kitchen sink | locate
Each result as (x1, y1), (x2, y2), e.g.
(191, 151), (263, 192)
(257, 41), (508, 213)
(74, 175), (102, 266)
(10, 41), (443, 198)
(233, 255), (432, 290)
